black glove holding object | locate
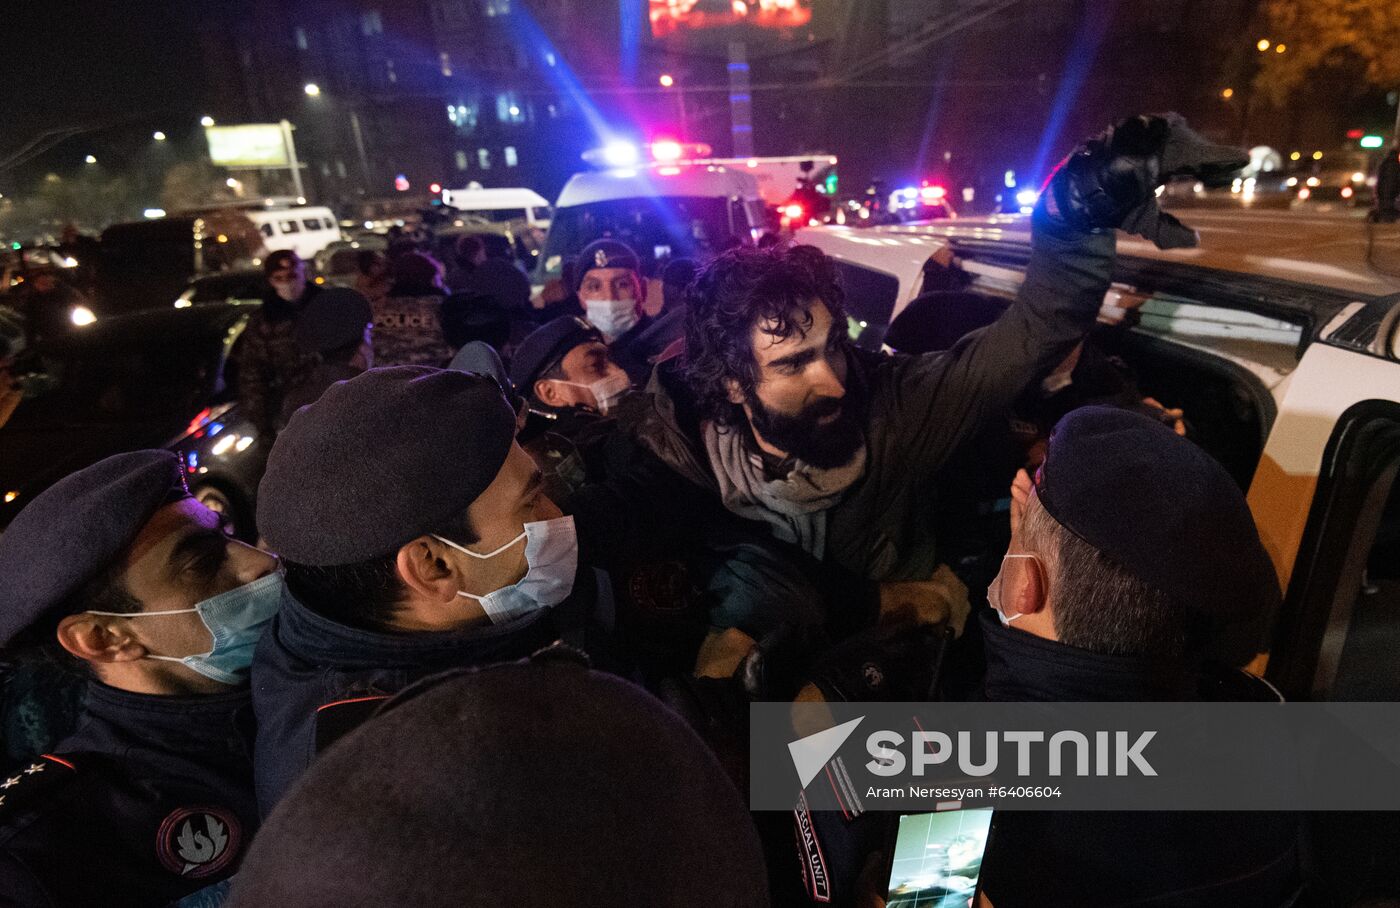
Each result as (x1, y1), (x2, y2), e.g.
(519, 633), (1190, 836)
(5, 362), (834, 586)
(1037, 113), (1248, 250)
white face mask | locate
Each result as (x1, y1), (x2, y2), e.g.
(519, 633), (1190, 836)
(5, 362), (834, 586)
(583, 297), (639, 342)
(433, 515), (578, 624)
(87, 571), (284, 685)
(551, 368), (631, 415)
(987, 553), (1042, 626)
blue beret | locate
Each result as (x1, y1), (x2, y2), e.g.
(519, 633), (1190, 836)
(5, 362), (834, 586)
(226, 658), (769, 907)
(508, 316), (603, 393)
(572, 239), (641, 293)
(0, 451), (189, 645)
(1035, 406), (1280, 663)
(257, 366), (516, 566)
(294, 287), (372, 354)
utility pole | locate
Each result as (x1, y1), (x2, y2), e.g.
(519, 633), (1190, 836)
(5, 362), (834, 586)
(728, 42), (754, 157)
(279, 119), (306, 202)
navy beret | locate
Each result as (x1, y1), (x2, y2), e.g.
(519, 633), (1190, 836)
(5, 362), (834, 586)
(257, 366), (516, 566)
(293, 287), (372, 354)
(0, 451), (189, 645)
(263, 249), (300, 276)
(227, 659), (769, 907)
(572, 239), (641, 293)
(508, 316), (603, 392)
(1035, 406), (1280, 663)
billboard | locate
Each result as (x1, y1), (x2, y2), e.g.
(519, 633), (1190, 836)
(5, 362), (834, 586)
(205, 124), (290, 168)
(649, 0), (812, 39)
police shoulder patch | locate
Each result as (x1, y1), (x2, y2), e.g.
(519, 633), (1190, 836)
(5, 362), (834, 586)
(0, 755), (79, 824)
(155, 806), (241, 879)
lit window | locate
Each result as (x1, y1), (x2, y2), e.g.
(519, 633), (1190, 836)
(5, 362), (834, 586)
(294, 27), (308, 50)
(484, 0), (510, 16)
(504, 146), (518, 167)
(455, 150), (469, 171)
(496, 93), (524, 123)
(478, 148), (492, 170)
(386, 60), (397, 83)
(360, 10), (384, 35)
(440, 52), (453, 77)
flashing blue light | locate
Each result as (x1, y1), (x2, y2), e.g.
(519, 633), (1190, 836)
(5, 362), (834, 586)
(602, 141), (640, 167)
(208, 422), (224, 436)
(901, 188), (919, 199)
(1015, 189), (1039, 207)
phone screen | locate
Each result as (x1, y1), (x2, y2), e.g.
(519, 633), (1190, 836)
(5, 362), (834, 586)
(885, 808), (994, 907)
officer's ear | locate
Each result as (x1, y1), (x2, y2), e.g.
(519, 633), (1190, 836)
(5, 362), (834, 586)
(534, 378), (568, 409)
(55, 613), (148, 665)
(395, 536), (459, 603)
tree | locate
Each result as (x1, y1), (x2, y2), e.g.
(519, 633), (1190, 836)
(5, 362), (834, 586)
(1253, 0), (1400, 107)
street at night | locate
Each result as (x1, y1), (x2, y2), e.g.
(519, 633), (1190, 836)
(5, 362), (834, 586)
(2, 1), (1400, 906)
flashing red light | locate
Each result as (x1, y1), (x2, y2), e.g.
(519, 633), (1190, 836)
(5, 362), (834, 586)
(429, 182), (443, 194)
(783, 203), (805, 220)
(651, 140), (684, 162)
(1346, 128), (1364, 139)
(921, 185), (947, 200)
(186, 407), (212, 437)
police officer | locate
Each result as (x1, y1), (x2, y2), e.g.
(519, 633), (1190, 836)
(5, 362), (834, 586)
(974, 406), (1299, 906)
(277, 287), (374, 428)
(227, 654), (770, 907)
(249, 366), (616, 815)
(573, 239), (675, 384)
(235, 250), (323, 440)
(511, 316), (632, 424)
(0, 451), (281, 906)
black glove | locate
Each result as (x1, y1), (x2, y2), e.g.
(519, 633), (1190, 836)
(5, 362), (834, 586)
(1038, 113), (1247, 249)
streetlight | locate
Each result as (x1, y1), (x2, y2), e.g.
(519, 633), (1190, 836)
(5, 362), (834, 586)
(304, 82), (321, 97)
(1275, 43), (1287, 53)
(200, 116), (215, 128)
(1221, 87), (1234, 99)
(153, 130), (167, 141)
(659, 73), (675, 87)
(1312, 150), (1324, 160)
(1256, 38), (1271, 52)
(84, 154), (97, 164)
(1289, 151), (1301, 161)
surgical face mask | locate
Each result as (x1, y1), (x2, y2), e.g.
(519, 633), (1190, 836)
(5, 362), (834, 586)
(433, 515), (578, 625)
(552, 368), (631, 415)
(987, 554), (1042, 627)
(88, 571), (284, 685)
(583, 297), (639, 342)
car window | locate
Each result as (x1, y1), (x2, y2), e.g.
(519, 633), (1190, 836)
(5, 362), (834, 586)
(831, 261), (900, 349)
(303, 218), (323, 231)
(280, 220), (301, 234)
(260, 223), (275, 238)
(325, 217), (337, 230)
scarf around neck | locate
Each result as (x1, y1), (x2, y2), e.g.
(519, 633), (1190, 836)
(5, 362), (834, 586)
(702, 420), (866, 559)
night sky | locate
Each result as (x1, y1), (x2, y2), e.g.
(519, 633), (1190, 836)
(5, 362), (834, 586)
(0, 1), (208, 166)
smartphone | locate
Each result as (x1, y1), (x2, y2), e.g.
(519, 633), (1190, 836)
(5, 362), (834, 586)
(883, 807), (995, 907)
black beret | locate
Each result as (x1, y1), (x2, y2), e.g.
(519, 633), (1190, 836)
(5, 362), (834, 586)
(293, 287), (372, 354)
(257, 366), (516, 566)
(571, 238), (641, 293)
(508, 316), (603, 392)
(1035, 406), (1280, 664)
(0, 451), (189, 645)
(227, 659), (769, 908)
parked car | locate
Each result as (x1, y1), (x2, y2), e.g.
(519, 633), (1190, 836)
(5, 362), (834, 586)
(802, 209), (1400, 899)
(0, 302), (263, 539)
(175, 269), (266, 308)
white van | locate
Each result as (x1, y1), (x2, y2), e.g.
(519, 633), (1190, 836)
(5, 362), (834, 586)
(243, 206), (342, 261)
(440, 186), (552, 230)
(536, 163), (765, 284)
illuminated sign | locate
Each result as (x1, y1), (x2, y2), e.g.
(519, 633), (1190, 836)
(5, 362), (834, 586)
(649, 0), (811, 39)
(205, 124), (290, 168)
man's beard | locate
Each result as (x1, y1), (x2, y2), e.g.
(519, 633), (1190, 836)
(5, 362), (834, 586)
(747, 388), (865, 470)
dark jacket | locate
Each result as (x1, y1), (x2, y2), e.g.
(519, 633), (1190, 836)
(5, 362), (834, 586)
(0, 683), (257, 907)
(250, 575), (613, 817)
(615, 223), (1117, 582)
(977, 612), (1302, 908)
(234, 287), (322, 438)
(609, 313), (664, 385)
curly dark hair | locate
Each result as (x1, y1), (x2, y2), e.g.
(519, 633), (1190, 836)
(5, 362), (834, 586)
(683, 244), (847, 428)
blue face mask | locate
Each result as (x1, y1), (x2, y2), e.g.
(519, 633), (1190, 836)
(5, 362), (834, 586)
(88, 571), (284, 685)
(434, 515), (578, 625)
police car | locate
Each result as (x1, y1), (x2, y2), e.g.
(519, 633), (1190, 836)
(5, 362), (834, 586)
(798, 209), (1400, 707)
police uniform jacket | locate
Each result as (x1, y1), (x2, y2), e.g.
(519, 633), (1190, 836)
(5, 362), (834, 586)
(250, 572), (615, 817)
(0, 682), (258, 907)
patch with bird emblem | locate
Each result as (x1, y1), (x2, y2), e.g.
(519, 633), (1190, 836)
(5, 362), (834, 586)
(155, 806), (241, 879)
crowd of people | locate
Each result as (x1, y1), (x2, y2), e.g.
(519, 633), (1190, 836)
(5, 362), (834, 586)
(0, 115), (1308, 907)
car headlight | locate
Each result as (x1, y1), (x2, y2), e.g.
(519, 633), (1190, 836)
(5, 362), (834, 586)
(70, 306), (96, 327)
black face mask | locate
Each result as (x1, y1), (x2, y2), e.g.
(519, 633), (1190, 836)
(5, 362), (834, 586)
(747, 383), (865, 470)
